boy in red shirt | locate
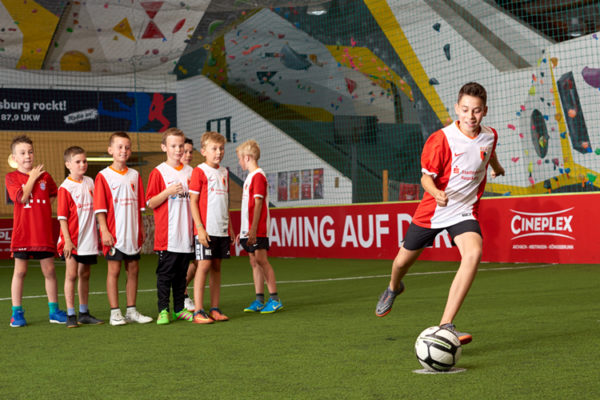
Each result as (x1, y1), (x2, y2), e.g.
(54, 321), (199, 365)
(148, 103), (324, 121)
(6, 135), (67, 327)
(57, 146), (103, 328)
(189, 131), (235, 324)
(94, 132), (152, 326)
(146, 128), (194, 324)
(235, 140), (282, 313)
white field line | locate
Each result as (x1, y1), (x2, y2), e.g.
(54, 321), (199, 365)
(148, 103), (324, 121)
(0, 263), (554, 302)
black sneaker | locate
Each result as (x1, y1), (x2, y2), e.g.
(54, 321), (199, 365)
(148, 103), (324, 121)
(66, 315), (79, 328)
(375, 282), (405, 317)
(78, 312), (104, 325)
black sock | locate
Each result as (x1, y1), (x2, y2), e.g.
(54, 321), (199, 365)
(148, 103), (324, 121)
(269, 292), (279, 302)
(256, 293), (265, 303)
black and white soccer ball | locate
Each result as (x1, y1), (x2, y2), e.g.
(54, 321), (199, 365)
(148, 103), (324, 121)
(415, 326), (462, 372)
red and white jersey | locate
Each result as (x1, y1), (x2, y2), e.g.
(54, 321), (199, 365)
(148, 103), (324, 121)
(189, 163), (230, 237)
(57, 176), (98, 256)
(6, 170), (57, 252)
(94, 166), (145, 255)
(240, 168), (270, 239)
(146, 162), (193, 253)
(412, 121), (498, 228)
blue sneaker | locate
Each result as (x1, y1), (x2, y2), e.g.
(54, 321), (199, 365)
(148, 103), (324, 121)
(10, 310), (26, 327)
(261, 299), (283, 314)
(244, 300), (265, 312)
(49, 309), (68, 324)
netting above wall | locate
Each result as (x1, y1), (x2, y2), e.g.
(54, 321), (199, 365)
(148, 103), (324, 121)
(3, 0), (600, 209)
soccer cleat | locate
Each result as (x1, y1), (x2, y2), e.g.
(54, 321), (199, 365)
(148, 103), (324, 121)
(157, 309), (170, 325)
(243, 300), (265, 312)
(440, 323), (472, 345)
(125, 309), (153, 324)
(78, 312), (104, 325)
(184, 297), (195, 312)
(10, 310), (26, 327)
(66, 315), (79, 328)
(261, 299), (283, 314)
(375, 282), (405, 317)
(109, 309), (127, 326)
(192, 310), (214, 324)
(172, 309), (194, 322)
(208, 308), (229, 321)
(49, 309), (68, 324)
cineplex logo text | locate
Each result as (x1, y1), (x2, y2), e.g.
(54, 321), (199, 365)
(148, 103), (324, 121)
(510, 208), (574, 240)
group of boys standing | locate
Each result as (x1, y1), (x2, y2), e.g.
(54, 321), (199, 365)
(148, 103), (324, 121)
(7, 129), (282, 328)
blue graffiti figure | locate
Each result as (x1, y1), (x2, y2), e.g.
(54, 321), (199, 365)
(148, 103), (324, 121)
(97, 92), (152, 131)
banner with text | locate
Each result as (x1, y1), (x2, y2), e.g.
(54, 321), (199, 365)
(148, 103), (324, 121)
(231, 193), (600, 264)
(0, 88), (176, 132)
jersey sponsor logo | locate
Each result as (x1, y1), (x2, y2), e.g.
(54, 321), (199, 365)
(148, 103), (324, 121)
(453, 166), (460, 174)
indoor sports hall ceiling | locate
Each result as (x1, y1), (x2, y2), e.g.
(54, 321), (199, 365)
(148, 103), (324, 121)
(0, 0), (333, 74)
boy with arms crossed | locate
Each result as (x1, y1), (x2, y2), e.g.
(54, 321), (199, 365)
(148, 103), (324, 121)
(146, 128), (194, 324)
(375, 82), (505, 344)
(57, 146), (103, 327)
(236, 140), (283, 313)
(189, 131), (235, 324)
(6, 135), (67, 327)
(94, 132), (152, 326)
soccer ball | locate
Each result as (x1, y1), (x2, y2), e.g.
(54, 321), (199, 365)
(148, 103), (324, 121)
(415, 326), (462, 372)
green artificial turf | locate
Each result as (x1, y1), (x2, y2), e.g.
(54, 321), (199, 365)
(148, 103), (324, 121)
(0, 256), (598, 399)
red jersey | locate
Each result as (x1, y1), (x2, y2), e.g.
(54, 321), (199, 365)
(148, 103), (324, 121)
(189, 163), (230, 237)
(240, 168), (269, 238)
(146, 162), (193, 253)
(6, 170), (57, 252)
(412, 121), (498, 228)
(94, 166), (145, 256)
(57, 176), (98, 256)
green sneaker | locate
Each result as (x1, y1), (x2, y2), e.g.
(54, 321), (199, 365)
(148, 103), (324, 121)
(172, 308), (194, 322)
(157, 309), (170, 325)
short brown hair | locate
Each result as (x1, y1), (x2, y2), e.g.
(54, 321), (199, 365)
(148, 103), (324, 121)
(64, 146), (86, 162)
(11, 135), (33, 153)
(236, 140), (260, 161)
(161, 127), (185, 145)
(200, 131), (225, 148)
(109, 131), (131, 145)
(458, 82), (487, 105)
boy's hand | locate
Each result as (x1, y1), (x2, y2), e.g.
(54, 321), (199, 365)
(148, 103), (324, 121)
(247, 229), (257, 246)
(100, 227), (114, 247)
(235, 233), (240, 246)
(167, 182), (184, 196)
(433, 190), (448, 207)
(197, 228), (210, 248)
(63, 241), (76, 259)
(229, 230), (236, 244)
(491, 166), (505, 178)
(28, 165), (44, 181)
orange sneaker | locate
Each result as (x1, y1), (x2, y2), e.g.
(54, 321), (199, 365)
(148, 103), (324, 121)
(192, 310), (214, 324)
(208, 308), (229, 322)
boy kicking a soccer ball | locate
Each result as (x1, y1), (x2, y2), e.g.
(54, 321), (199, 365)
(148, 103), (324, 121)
(375, 82), (505, 344)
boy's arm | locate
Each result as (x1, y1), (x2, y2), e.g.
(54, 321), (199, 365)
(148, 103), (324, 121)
(190, 192), (209, 247)
(58, 219), (75, 258)
(246, 197), (264, 246)
(421, 173), (448, 207)
(489, 151), (505, 178)
(147, 183), (183, 209)
(95, 212), (114, 247)
(19, 165), (44, 203)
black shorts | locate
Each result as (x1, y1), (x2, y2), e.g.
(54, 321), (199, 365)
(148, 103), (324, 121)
(13, 251), (55, 260)
(195, 236), (231, 260)
(240, 237), (270, 253)
(61, 253), (98, 265)
(402, 220), (482, 251)
(104, 247), (141, 261)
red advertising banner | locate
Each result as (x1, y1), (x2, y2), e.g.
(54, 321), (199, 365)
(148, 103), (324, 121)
(230, 193), (600, 264)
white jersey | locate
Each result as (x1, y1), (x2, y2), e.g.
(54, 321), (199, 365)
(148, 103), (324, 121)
(146, 162), (193, 253)
(189, 163), (230, 237)
(412, 121), (498, 228)
(240, 168), (270, 239)
(57, 176), (98, 256)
